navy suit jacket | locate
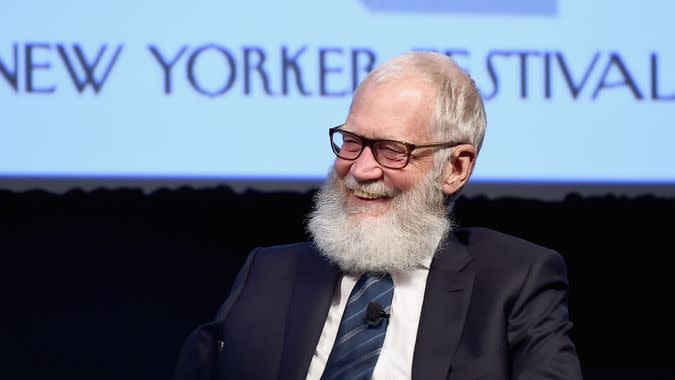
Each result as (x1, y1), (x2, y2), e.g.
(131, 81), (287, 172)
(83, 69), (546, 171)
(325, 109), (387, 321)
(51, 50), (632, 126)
(173, 227), (582, 379)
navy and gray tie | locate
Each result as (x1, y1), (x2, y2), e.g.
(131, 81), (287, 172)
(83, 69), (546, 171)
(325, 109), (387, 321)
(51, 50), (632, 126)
(320, 272), (394, 380)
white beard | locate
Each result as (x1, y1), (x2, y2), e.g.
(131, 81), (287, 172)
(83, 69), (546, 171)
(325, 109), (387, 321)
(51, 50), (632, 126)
(306, 169), (453, 274)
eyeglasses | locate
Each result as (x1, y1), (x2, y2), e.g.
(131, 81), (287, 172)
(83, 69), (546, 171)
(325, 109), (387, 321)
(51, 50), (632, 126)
(329, 125), (466, 169)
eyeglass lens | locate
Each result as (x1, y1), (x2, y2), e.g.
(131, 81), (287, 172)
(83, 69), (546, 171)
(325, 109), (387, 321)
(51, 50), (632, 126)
(331, 130), (409, 168)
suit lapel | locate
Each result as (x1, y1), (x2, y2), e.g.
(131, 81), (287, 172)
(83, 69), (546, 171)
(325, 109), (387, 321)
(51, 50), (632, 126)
(412, 233), (475, 380)
(278, 245), (341, 380)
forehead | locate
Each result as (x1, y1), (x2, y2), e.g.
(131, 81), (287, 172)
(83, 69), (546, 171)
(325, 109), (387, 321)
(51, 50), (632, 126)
(345, 78), (435, 142)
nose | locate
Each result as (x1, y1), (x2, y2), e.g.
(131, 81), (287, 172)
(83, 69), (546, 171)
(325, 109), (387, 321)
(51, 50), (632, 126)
(350, 146), (384, 181)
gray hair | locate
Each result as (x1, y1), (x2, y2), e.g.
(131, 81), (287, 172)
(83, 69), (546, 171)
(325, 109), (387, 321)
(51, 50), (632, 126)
(352, 51), (487, 200)
(354, 51), (486, 150)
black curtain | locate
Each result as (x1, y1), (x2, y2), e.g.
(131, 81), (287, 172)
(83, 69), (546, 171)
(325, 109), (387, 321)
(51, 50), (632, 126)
(3, 186), (673, 380)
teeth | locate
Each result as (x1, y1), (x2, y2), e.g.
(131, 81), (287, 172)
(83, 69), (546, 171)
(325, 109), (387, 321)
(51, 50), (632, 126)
(353, 189), (383, 199)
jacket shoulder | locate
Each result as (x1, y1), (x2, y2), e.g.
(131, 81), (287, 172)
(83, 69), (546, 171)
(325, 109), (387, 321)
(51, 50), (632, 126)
(246, 241), (320, 266)
(254, 241), (316, 255)
(450, 227), (568, 283)
(454, 227), (559, 262)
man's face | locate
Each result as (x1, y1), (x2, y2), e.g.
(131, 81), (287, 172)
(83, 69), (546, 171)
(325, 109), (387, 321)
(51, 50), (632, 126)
(335, 78), (437, 219)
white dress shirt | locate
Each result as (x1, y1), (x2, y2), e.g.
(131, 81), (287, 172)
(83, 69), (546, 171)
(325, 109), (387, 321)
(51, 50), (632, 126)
(306, 255), (433, 379)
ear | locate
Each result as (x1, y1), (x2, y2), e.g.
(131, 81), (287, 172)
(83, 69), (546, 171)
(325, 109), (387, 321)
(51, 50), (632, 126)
(441, 144), (477, 197)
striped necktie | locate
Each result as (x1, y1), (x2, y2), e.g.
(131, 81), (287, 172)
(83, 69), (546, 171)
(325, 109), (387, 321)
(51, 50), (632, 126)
(320, 272), (394, 380)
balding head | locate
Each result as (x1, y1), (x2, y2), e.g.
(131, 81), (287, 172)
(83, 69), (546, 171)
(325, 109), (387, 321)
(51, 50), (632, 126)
(353, 51), (486, 156)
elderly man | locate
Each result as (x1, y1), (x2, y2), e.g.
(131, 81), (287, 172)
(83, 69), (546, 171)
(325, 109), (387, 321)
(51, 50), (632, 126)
(174, 51), (582, 380)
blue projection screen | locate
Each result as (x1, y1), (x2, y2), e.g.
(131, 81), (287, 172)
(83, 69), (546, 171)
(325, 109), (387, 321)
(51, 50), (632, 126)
(1, 1), (674, 197)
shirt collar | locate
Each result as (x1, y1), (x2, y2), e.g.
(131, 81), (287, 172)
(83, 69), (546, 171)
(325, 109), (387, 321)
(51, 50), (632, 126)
(416, 254), (433, 270)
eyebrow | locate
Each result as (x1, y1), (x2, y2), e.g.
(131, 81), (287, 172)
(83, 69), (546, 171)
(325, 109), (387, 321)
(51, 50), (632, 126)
(340, 127), (409, 143)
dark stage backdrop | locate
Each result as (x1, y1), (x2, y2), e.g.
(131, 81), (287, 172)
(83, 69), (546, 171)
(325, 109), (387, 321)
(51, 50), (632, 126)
(3, 186), (674, 380)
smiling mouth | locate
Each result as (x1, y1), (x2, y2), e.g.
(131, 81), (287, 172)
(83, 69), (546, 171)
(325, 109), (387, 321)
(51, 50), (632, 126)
(353, 188), (388, 200)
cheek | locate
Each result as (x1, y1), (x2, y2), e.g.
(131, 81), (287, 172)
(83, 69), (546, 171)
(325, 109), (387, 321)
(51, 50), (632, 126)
(387, 174), (416, 192)
(334, 159), (352, 178)
(385, 167), (431, 193)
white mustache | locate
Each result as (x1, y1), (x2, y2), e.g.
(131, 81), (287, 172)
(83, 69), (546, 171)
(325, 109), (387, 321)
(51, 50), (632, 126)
(343, 175), (400, 198)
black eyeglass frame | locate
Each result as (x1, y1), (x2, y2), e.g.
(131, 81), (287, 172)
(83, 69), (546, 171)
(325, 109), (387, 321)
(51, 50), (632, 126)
(329, 125), (468, 169)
